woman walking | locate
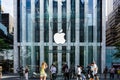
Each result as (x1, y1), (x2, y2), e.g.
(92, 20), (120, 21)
(40, 62), (48, 80)
(25, 66), (29, 80)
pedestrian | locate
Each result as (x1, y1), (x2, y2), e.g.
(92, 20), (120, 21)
(19, 66), (24, 80)
(87, 64), (91, 79)
(62, 63), (69, 80)
(81, 66), (86, 80)
(0, 66), (2, 80)
(110, 66), (115, 79)
(117, 67), (120, 78)
(89, 63), (94, 80)
(50, 64), (57, 80)
(40, 62), (48, 80)
(24, 66), (29, 80)
(103, 66), (108, 79)
(93, 61), (99, 80)
(69, 66), (75, 79)
(76, 65), (82, 80)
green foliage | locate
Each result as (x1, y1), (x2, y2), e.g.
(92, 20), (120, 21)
(113, 42), (120, 59)
(0, 38), (10, 51)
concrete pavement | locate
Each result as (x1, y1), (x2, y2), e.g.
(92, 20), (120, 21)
(1, 73), (120, 80)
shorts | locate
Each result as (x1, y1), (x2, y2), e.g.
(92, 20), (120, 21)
(40, 73), (47, 77)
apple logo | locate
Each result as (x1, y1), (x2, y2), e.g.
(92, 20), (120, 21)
(54, 29), (66, 44)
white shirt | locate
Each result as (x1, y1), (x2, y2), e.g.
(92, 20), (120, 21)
(93, 64), (98, 74)
(77, 67), (82, 75)
(50, 66), (57, 74)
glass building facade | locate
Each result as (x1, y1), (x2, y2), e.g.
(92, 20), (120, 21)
(0, 0), (1, 21)
(14, 0), (106, 74)
(106, 47), (120, 68)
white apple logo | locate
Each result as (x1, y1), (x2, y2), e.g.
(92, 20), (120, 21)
(54, 29), (66, 44)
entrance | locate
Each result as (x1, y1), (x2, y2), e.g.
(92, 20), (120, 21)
(19, 46), (86, 74)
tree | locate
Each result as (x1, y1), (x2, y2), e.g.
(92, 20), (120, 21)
(113, 42), (120, 59)
(0, 38), (10, 51)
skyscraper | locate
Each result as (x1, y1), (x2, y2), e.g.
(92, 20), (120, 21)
(106, 0), (120, 46)
(14, 0), (106, 74)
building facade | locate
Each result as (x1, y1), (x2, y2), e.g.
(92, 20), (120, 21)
(0, 0), (1, 21)
(106, 46), (120, 68)
(106, 0), (120, 46)
(1, 13), (14, 34)
(14, 0), (106, 74)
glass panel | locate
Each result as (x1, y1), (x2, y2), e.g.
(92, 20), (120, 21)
(106, 47), (113, 68)
(44, 19), (49, 42)
(79, 0), (84, 42)
(53, 18), (58, 42)
(88, 25), (93, 42)
(26, 46), (31, 67)
(35, 46), (40, 72)
(62, 1), (66, 41)
(80, 46), (84, 66)
(19, 46), (23, 66)
(35, 0), (40, 42)
(26, 0), (31, 11)
(97, 46), (101, 72)
(62, 1), (66, 18)
(44, 46), (49, 65)
(88, 46), (93, 64)
(53, 1), (58, 18)
(53, 1), (58, 42)
(26, 13), (32, 42)
(70, 46), (75, 66)
(35, 23), (40, 42)
(88, 0), (93, 42)
(18, 46), (21, 67)
(71, 0), (75, 42)
(97, 0), (102, 42)
(62, 46), (66, 63)
(53, 46), (57, 64)
(44, 0), (49, 42)
(26, 0), (31, 42)
(18, 0), (22, 42)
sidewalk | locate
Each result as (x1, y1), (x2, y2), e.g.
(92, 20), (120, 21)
(1, 73), (120, 80)
(2, 73), (19, 80)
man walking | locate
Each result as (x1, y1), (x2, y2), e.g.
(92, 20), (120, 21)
(77, 65), (82, 80)
(50, 64), (57, 80)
